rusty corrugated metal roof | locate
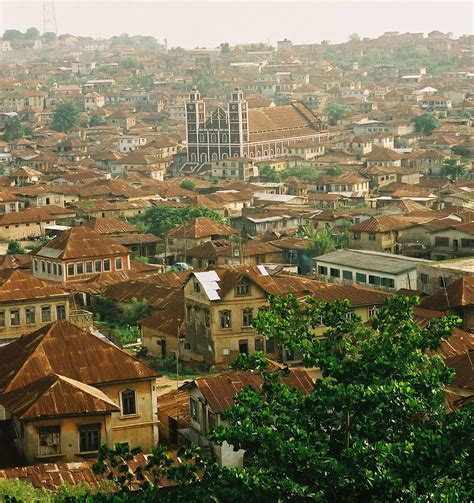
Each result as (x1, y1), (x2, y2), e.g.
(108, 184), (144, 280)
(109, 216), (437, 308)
(0, 373), (120, 420)
(0, 269), (69, 303)
(167, 217), (236, 239)
(33, 226), (131, 261)
(0, 320), (158, 393)
(190, 369), (314, 414)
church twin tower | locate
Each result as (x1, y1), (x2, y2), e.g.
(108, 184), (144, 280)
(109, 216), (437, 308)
(186, 87), (249, 164)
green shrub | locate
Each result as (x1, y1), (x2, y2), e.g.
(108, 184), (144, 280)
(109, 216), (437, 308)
(0, 479), (52, 502)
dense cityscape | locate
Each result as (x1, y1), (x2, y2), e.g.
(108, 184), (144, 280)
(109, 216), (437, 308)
(0, 8), (472, 501)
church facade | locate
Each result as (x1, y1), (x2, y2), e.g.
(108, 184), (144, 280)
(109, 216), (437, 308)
(185, 87), (328, 164)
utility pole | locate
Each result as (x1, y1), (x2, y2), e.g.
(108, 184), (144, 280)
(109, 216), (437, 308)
(43, 0), (58, 34)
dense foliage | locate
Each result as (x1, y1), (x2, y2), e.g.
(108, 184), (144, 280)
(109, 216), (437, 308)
(440, 158), (467, 182)
(83, 295), (472, 502)
(130, 205), (223, 238)
(324, 103), (349, 126)
(6, 240), (25, 255)
(411, 113), (440, 135)
(259, 164), (318, 182)
(52, 102), (81, 132)
(2, 116), (32, 141)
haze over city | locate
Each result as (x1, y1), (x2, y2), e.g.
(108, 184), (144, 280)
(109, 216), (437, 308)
(1, 0), (473, 48)
(0, 0), (473, 501)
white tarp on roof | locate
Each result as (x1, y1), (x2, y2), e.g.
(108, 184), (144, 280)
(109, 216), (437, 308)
(194, 271), (221, 300)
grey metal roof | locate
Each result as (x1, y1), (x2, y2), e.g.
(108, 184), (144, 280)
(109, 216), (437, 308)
(315, 249), (431, 275)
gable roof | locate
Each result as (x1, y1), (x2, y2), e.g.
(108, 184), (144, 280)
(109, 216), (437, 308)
(33, 226), (131, 260)
(0, 373), (120, 420)
(83, 217), (137, 235)
(0, 269), (68, 303)
(420, 276), (474, 311)
(0, 320), (157, 392)
(350, 215), (427, 232)
(167, 217), (236, 239)
(190, 369), (314, 414)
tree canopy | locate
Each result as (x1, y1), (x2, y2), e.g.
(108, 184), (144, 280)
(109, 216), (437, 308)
(130, 205), (223, 238)
(52, 102), (80, 132)
(324, 103), (349, 126)
(88, 295), (472, 502)
(7, 240), (25, 255)
(2, 116), (32, 142)
(440, 158), (467, 183)
(411, 113), (440, 135)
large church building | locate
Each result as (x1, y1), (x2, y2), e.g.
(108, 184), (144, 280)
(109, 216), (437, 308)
(185, 87), (328, 165)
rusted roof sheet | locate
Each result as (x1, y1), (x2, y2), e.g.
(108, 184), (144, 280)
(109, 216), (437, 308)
(141, 291), (185, 337)
(167, 217), (236, 239)
(350, 215), (428, 232)
(0, 373), (120, 420)
(190, 369), (314, 414)
(0, 269), (68, 303)
(112, 233), (160, 246)
(103, 280), (176, 307)
(0, 453), (176, 492)
(84, 217), (137, 235)
(0, 320), (158, 393)
(420, 276), (474, 311)
(33, 226), (131, 260)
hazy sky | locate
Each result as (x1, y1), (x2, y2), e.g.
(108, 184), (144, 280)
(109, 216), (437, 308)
(1, 1), (473, 48)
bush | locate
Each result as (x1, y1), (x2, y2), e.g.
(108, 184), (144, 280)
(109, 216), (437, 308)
(0, 480), (51, 502)
(149, 356), (182, 374)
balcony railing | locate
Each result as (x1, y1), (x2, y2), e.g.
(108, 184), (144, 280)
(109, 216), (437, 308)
(69, 309), (93, 329)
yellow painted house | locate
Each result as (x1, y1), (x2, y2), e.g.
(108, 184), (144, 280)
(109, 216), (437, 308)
(0, 321), (159, 465)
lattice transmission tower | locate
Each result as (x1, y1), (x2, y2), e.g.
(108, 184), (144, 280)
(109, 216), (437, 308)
(43, 0), (58, 34)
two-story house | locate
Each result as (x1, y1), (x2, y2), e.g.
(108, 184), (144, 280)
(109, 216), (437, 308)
(429, 222), (474, 260)
(0, 269), (92, 342)
(32, 227), (132, 283)
(0, 320), (158, 464)
(166, 217), (237, 255)
(181, 369), (314, 466)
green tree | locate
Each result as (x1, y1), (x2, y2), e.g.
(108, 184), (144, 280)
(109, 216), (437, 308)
(324, 103), (349, 126)
(42, 31), (57, 43)
(327, 163), (342, 177)
(349, 33), (360, 41)
(131, 205), (223, 238)
(211, 295), (471, 501)
(2, 29), (23, 41)
(2, 116), (30, 141)
(180, 179), (196, 191)
(89, 296), (473, 502)
(440, 158), (467, 183)
(411, 113), (440, 135)
(307, 228), (337, 257)
(52, 101), (80, 132)
(7, 240), (25, 255)
(24, 27), (41, 40)
(120, 57), (142, 70)
(220, 42), (231, 54)
(259, 165), (282, 182)
(89, 114), (103, 127)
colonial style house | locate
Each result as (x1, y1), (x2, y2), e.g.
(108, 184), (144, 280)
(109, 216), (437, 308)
(0, 269), (92, 342)
(31, 227), (132, 283)
(173, 265), (388, 366)
(181, 369), (314, 466)
(166, 217), (237, 254)
(429, 222), (474, 260)
(0, 321), (158, 464)
(349, 215), (427, 253)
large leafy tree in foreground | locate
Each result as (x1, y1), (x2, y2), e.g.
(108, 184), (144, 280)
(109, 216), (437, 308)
(90, 296), (473, 502)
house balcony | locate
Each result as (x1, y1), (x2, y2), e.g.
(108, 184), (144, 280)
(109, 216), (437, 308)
(69, 309), (93, 329)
